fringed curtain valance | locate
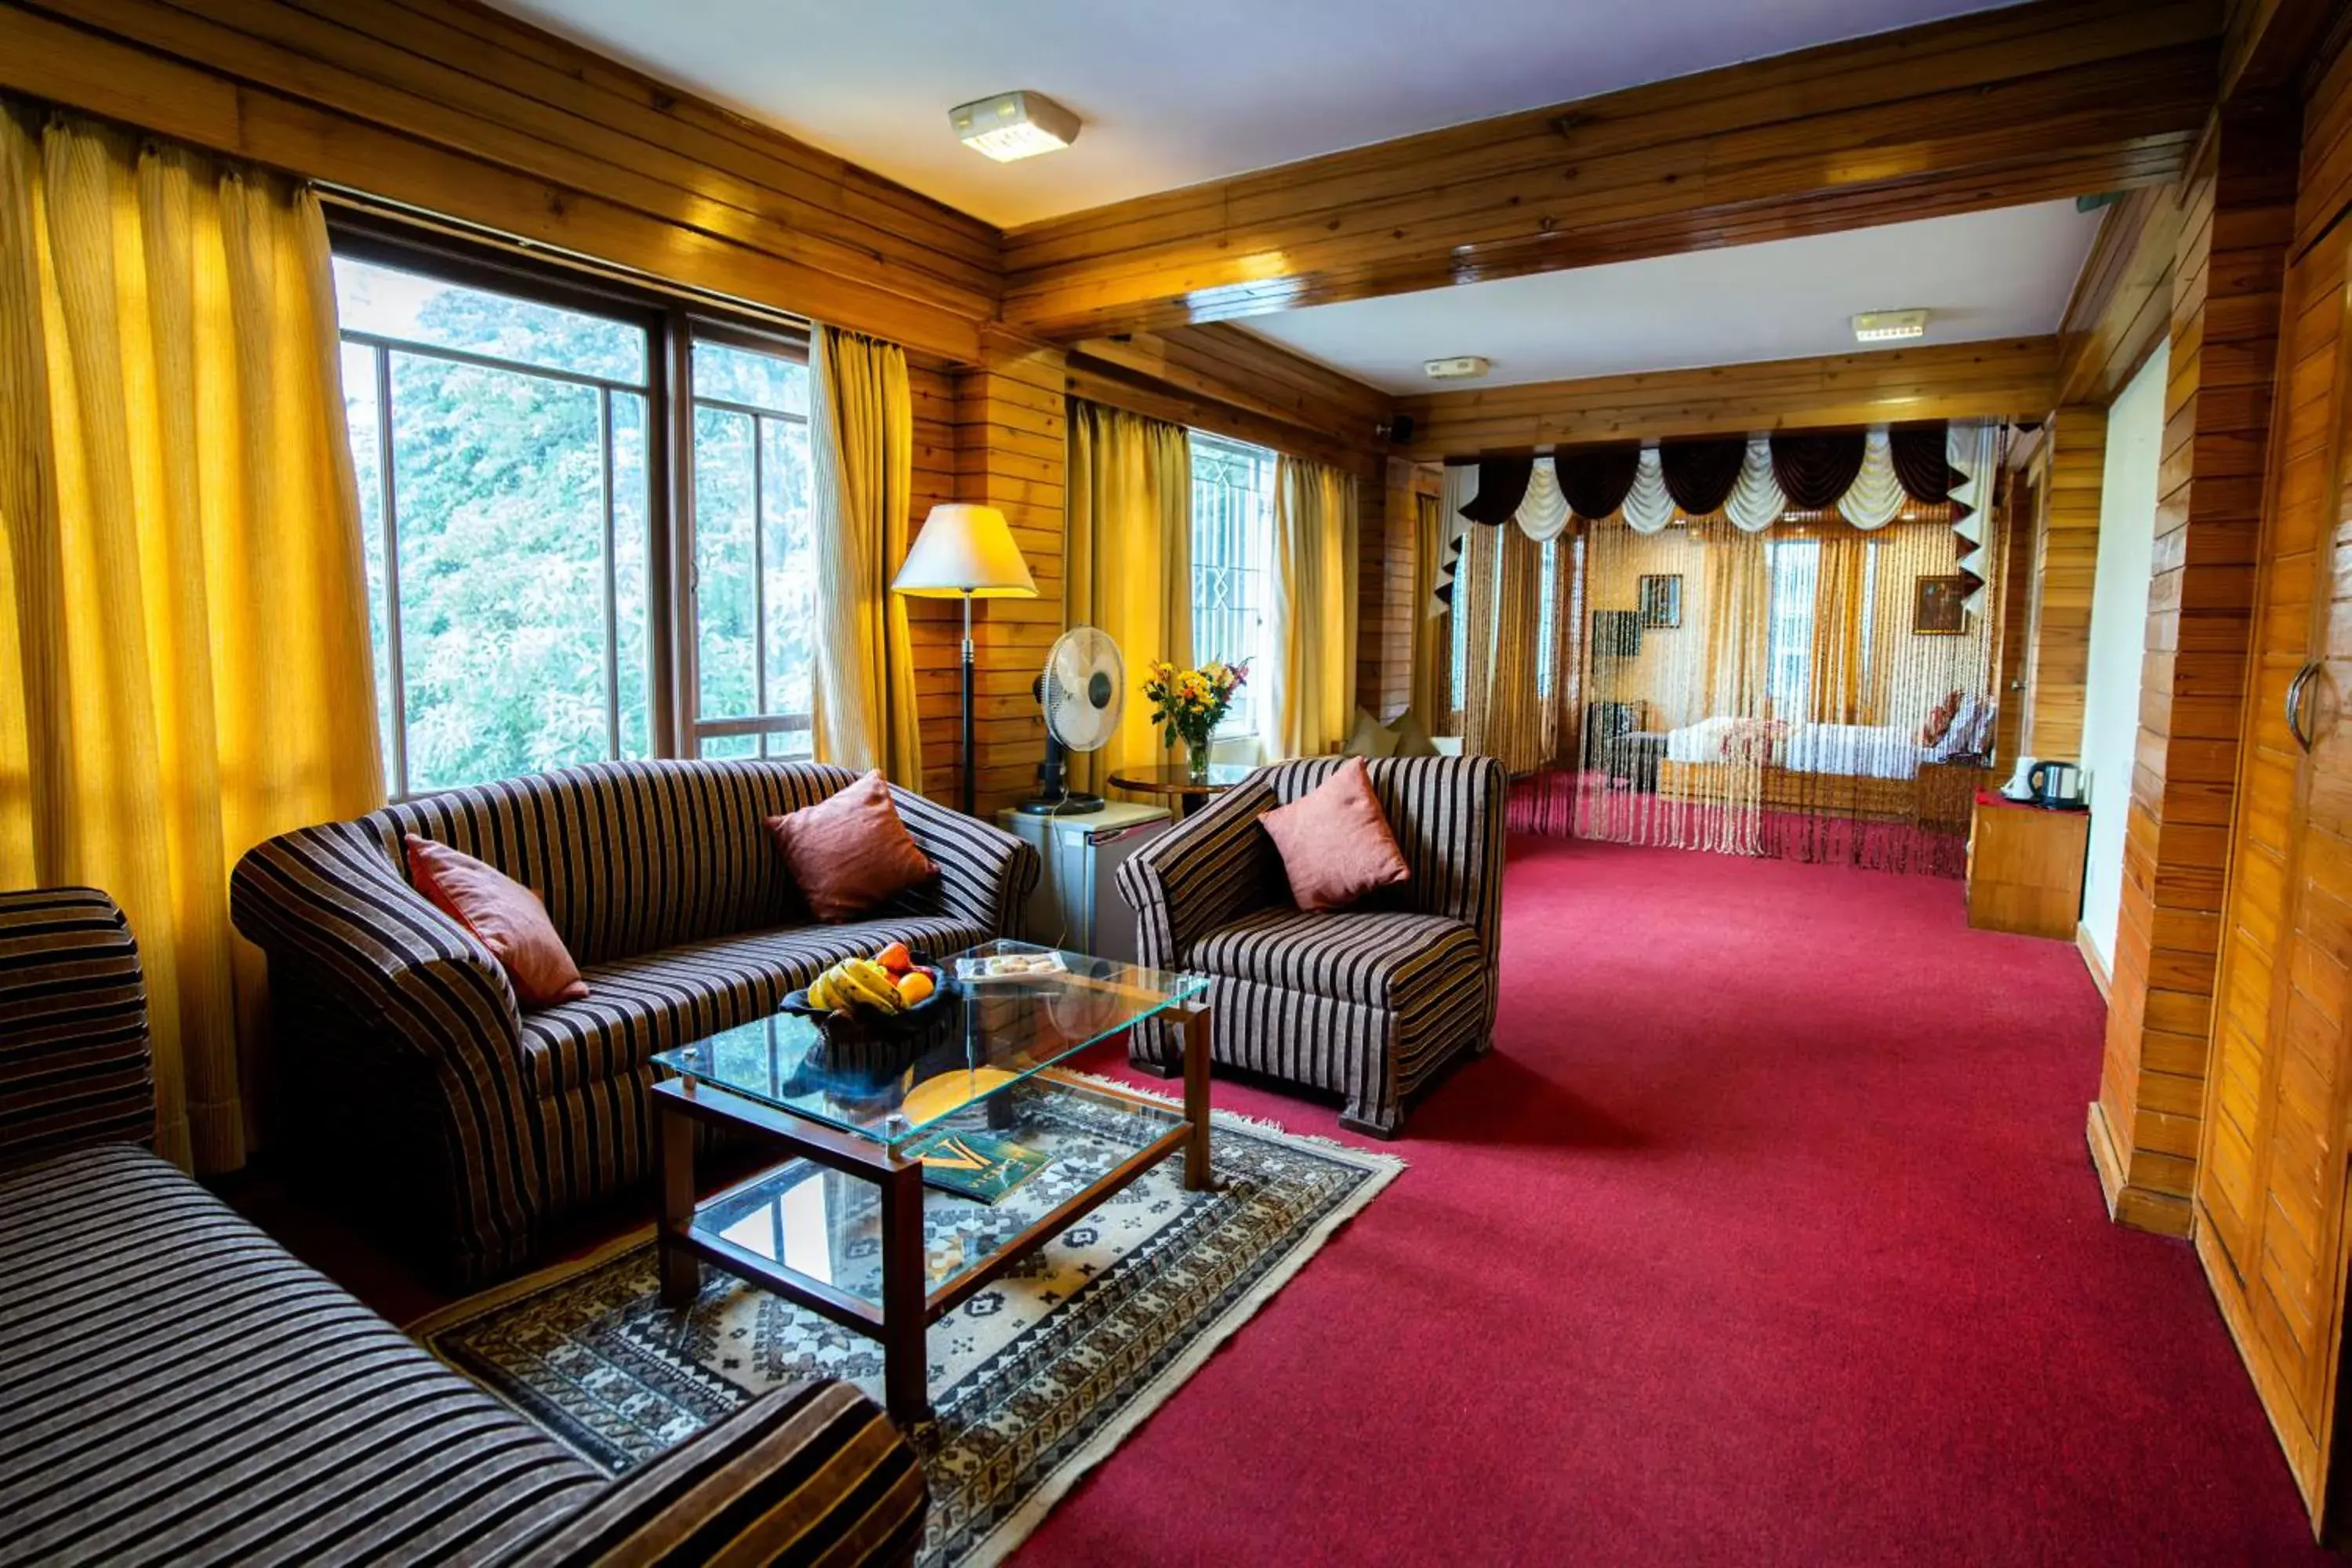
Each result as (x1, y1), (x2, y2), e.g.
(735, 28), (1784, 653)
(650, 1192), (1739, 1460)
(1439, 419), (1992, 609)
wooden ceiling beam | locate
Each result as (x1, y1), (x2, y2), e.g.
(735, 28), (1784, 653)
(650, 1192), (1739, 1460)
(1000, 0), (2220, 341)
(1392, 336), (2062, 460)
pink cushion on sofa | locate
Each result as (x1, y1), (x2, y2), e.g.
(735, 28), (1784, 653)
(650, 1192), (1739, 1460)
(404, 834), (589, 1008)
(1258, 757), (1411, 912)
(765, 770), (936, 922)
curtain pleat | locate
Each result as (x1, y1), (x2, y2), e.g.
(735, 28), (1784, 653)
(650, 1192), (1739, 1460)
(1269, 455), (1357, 758)
(1557, 445), (1642, 521)
(0, 103), (384, 1171)
(1063, 400), (1191, 791)
(1660, 438), (1746, 516)
(1809, 530), (1868, 722)
(809, 324), (921, 789)
(1458, 522), (1544, 773)
(1770, 431), (1868, 511)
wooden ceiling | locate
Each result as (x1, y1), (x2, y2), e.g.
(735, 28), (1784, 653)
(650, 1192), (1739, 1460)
(998, 0), (2220, 341)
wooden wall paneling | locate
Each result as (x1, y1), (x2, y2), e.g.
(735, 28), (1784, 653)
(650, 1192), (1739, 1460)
(1394, 338), (2062, 459)
(2223, 0), (2346, 102)
(2089, 100), (2296, 1240)
(2058, 183), (2192, 405)
(998, 0), (2216, 338)
(1358, 459), (1420, 721)
(2192, 208), (2344, 1524)
(1991, 460), (2041, 764)
(0, 0), (993, 359)
(2021, 406), (2107, 758)
(950, 337), (1069, 815)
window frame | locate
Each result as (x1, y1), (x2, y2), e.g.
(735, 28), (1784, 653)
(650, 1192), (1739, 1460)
(328, 220), (821, 797)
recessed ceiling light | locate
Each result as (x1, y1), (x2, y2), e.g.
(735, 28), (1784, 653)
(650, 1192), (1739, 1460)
(1424, 355), (1492, 381)
(1853, 309), (1929, 343)
(950, 91), (1081, 162)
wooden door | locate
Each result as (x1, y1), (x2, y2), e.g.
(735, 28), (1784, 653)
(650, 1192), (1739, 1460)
(2196, 215), (2352, 1534)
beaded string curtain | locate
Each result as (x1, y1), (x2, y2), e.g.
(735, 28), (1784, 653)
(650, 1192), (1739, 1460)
(1456, 423), (2005, 875)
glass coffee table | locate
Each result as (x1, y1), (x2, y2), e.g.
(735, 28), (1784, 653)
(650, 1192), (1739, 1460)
(648, 939), (1213, 1425)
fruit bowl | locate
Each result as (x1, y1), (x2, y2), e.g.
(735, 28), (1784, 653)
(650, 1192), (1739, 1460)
(779, 952), (950, 1039)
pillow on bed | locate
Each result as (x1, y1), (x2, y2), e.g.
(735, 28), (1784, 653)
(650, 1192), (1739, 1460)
(1918, 690), (1962, 747)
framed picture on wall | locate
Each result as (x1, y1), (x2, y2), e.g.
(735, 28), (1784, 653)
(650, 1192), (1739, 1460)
(1638, 574), (1682, 629)
(1914, 575), (1966, 635)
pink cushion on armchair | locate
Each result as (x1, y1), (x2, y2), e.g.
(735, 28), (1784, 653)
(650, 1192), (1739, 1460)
(404, 834), (590, 1008)
(764, 770), (937, 922)
(1258, 757), (1412, 912)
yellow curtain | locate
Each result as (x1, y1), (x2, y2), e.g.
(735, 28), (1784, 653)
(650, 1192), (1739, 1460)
(1064, 400), (1191, 793)
(1408, 490), (1450, 729)
(1809, 528), (1867, 724)
(0, 105), (384, 1172)
(809, 323), (922, 789)
(1701, 520), (1770, 719)
(1270, 455), (1358, 758)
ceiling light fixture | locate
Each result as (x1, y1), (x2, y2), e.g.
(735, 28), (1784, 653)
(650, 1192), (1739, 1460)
(950, 91), (1081, 162)
(1424, 355), (1492, 381)
(1853, 309), (1930, 343)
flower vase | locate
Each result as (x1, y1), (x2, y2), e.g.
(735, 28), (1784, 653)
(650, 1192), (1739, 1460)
(1185, 739), (1213, 786)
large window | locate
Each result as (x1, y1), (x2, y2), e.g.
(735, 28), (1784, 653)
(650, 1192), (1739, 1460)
(333, 239), (820, 795)
(1189, 433), (1275, 738)
(1766, 538), (1820, 720)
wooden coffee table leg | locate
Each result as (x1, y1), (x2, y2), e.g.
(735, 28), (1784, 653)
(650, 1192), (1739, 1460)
(878, 1157), (931, 1425)
(1181, 1003), (1215, 1192)
(655, 1096), (699, 1308)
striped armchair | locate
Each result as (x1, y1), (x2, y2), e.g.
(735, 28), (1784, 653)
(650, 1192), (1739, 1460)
(0, 886), (927, 1566)
(1116, 754), (1508, 1137)
(231, 759), (1038, 1284)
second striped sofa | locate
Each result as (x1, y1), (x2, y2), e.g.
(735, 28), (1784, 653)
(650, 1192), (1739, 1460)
(230, 760), (1038, 1285)
(0, 885), (927, 1568)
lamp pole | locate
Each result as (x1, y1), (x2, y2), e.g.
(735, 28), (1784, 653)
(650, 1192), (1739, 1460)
(960, 590), (977, 816)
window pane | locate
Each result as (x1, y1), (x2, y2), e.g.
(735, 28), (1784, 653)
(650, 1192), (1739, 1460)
(389, 350), (608, 792)
(1189, 433), (1272, 738)
(695, 405), (759, 722)
(700, 733), (759, 760)
(342, 340), (395, 780)
(693, 338), (808, 416)
(760, 416), (815, 727)
(612, 391), (652, 758)
(333, 255), (647, 387)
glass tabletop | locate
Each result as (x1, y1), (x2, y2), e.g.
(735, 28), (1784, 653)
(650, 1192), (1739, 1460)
(651, 939), (1208, 1149)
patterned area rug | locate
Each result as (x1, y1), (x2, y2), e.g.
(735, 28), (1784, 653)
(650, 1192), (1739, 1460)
(411, 1078), (1400, 1568)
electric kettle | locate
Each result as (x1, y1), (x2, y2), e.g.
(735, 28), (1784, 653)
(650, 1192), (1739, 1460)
(2028, 760), (2085, 809)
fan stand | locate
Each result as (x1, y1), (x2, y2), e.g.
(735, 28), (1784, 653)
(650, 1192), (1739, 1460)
(1018, 729), (1105, 815)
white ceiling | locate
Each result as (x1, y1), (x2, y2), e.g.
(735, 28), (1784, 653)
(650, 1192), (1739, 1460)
(1236, 201), (2102, 394)
(486, 0), (2016, 227)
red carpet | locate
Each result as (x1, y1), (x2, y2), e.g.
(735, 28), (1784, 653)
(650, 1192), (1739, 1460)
(1014, 836), (2324, 1566)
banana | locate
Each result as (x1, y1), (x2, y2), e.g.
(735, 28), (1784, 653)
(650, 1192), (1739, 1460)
(837, 959), (903, 1013)
(807, 971), (836, 1011)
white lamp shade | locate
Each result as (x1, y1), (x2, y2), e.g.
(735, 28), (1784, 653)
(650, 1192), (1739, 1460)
(892, 504), (1038, 599)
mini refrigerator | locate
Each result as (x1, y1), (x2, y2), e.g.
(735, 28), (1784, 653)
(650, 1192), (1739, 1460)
(995, 802), (1171, 964)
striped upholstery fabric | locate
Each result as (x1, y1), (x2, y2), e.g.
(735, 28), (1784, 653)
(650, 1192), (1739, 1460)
(232, 760), (1036, 1283)
(0, 1143), (604, 1566)
(0, 1145), (925, 1568)
(500, 1381), (927, 1568)
(1118, 754), (1506, 1134)
(0, 888), (155, 1165)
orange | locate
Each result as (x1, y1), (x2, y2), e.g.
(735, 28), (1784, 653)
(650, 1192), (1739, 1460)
(895, 968), (935, 1007)
(875, 941), (913, 975)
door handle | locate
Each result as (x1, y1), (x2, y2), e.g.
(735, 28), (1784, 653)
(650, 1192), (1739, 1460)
(2285, 660), (2321, 753)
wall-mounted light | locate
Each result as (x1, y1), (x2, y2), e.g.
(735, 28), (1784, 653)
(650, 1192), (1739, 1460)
(950, 91), (1081, 162)
(1852, 309), (1930, 343)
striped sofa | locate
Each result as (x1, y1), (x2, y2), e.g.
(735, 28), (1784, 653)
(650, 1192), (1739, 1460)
(0, 886), (927, 1567)
(230, 760), (1037, 1285)
(1116, 754), (1508, 1137)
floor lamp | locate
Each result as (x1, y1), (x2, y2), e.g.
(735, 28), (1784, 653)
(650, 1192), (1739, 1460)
(891, 504), (1037, 815)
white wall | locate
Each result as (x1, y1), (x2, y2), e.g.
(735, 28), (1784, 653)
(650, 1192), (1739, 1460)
(2078, 342), (2169, 971)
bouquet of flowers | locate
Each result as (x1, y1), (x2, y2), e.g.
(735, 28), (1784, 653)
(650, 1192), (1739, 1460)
(1143, 658), (1250, 780)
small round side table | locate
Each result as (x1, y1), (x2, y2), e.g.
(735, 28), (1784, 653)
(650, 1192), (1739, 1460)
(1107, 762), (1254, 818)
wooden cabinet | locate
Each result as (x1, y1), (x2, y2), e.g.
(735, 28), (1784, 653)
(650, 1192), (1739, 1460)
(1965, 794), (2090, 939)
(2195, 216), (2352, 1534)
